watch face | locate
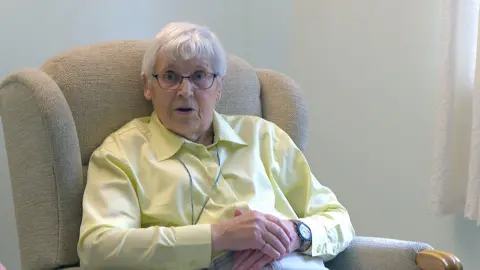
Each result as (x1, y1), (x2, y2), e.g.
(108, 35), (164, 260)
(299, 223), (312, 239)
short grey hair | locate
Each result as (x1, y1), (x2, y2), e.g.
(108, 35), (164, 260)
(142, 22), (227, 85)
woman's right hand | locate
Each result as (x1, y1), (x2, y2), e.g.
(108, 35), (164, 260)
(211, 210), (292, 259)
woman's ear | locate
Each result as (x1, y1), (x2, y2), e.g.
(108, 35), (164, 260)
(216, 75), (225, 102)
(142, 72), (152, 100)
(216, 90), (222, 102)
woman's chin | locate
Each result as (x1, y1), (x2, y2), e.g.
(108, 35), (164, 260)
(170, 123), (200, 137)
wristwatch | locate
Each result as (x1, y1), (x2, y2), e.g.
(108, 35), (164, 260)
(292, 220), (312, 252)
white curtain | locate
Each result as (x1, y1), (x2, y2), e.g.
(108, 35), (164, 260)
(431, 0), (480, 224)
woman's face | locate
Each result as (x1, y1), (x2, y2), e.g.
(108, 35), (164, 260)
(142, 54), (222, 143)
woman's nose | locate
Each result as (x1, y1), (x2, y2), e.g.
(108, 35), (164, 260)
(177, 78), (194, 97)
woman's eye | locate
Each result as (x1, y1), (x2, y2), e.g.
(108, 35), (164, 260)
(193, 72), (206, 80)
(163, 72), (177, 81)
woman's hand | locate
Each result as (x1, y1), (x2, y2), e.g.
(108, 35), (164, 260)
(211, 209), (293, 259)
(230, 215), (302, 270)
(232, 249), (273, 270)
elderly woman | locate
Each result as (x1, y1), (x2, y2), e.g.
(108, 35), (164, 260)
(77, 22), (355, 270)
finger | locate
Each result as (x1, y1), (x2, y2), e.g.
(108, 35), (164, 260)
(235, 250), (264, 270)
(265, 215), (295, 241)
(232, 251), (243, 269)
(251, 254), (274, 270)
(265, 222), (290, 254)
(234, 209), (244, 217)
(260, 241), (281, 259)
(232, 249), (254, 269)
(265, 214), (295, 241)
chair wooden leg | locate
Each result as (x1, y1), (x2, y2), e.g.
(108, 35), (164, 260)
(415, 250), (463, 270)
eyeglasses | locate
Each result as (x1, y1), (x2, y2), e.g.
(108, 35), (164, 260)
(152, 71), (218, 90)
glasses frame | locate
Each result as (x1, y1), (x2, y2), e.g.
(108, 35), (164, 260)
(152, 72), (218, 91)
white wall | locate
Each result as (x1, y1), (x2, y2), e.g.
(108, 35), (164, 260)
(291, 1), (480, 269)
(0, 0), (247, 79)
(1, 0), (478, 269)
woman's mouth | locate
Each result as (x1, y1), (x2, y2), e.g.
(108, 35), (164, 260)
(176, 108), (194, 114)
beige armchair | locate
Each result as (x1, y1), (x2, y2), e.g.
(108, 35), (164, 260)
(0, 40), (462, 270)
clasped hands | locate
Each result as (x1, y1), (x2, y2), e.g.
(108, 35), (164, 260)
(211, 209), (301, 270)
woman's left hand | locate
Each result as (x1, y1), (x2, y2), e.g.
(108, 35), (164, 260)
(232, 249), (273, 270)
(231, 210), (301, 270)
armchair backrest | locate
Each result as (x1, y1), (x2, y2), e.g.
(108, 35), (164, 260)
(0, 40), (307, 269)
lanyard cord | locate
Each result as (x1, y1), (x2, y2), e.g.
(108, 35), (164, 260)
(177, 147), (222, 225)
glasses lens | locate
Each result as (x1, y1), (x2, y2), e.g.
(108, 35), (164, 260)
(191, 71), (214, 89)
(158, 71), (179, 89)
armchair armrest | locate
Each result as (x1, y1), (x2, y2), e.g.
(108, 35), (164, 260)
(0, 69), (83, 268)
(325, 237), (462, 270)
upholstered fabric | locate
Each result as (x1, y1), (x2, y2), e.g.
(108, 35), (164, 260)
(0, 40), (432, 269)
(0, 69), (83, 269)
(325, 237), (432, 270)
(257, 69), (308, 151)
